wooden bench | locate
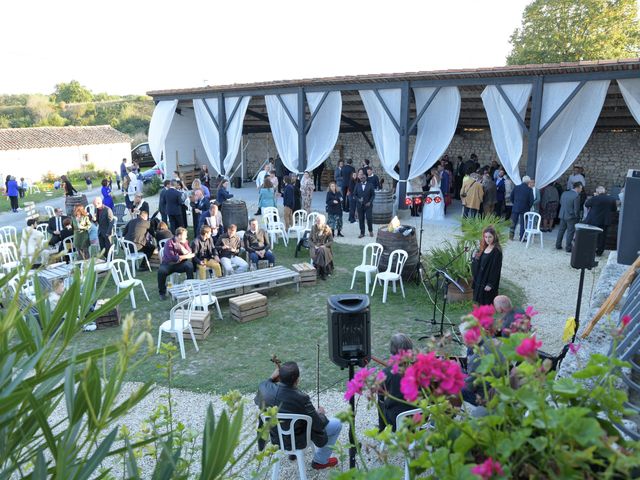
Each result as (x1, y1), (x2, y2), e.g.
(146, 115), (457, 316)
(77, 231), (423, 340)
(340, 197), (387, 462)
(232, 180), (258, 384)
(292, 263), (317, 286)
(168, 266), (300, 302)
(229, 292), (268, 323)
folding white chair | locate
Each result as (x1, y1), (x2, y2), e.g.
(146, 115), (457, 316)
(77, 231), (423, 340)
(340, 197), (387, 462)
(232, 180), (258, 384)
(110, 259), (149, 309)
(44, 206), (56, 218)
(264, 210), (288, 247)
(183, 280), (223, 320)
(0, 243), (20, 274)
(522, 211), (543, 249)
(0, 226), (18, 246)
(156, 298), (199, 359)
(121, 239), (151, 276)
(36, 223), (49, 242)
(265, 413), (315, 480)
(350, 242), (384, 294)
(371, 249), (408, 303)
(288, 210), (308, 244)
(62, 237), (77, 263)
(94, 244), (116, 276)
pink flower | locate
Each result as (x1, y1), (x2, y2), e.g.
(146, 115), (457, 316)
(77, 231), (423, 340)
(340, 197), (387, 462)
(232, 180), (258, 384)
(400, 352), (466, 401)
(344, 367), (386, 401)
(515, 335), (543, 359)
(622, 315), (632, 328)
(525, 305), (539, 318)
(472, 305), (495, 330)
(388, 349), (415, 375)
(471, 457), (504, 479)
(463, 326), (482, 346)
(568, 343), (581, 355)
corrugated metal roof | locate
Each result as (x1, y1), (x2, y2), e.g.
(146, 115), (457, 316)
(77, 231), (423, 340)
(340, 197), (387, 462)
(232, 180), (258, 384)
(0, 126), (131, 151)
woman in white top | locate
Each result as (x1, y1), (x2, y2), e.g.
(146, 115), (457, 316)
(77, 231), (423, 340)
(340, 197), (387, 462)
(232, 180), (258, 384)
(423, 167), (445, 222)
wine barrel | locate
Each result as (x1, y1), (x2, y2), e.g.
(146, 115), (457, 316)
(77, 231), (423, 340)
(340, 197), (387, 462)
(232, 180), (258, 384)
(372, 190), (393, 224)
(376, 226), (419, 280)
(64, 194), (88, 216)
(221, 199), (248, 231)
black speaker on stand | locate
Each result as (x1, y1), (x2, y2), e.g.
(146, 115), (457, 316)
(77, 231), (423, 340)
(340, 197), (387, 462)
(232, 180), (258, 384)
(570, 224), (602, 342)
(327, 294), (371, 469)
(618, 169), (640, 265)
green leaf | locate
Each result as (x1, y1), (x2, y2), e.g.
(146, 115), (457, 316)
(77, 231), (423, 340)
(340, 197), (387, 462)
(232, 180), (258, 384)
(76, 427), (118, 480)
(552, 377), (581, 396)
(528, 436), (548, 452)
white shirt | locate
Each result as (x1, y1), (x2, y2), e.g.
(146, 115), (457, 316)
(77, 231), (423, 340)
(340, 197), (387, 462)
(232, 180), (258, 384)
(567, 173), (586, 190)
(256, 170), (267, 188)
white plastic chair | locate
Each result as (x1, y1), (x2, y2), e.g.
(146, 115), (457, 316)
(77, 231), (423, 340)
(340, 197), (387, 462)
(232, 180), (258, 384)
(351, 242), (384, 294)
(62, 237), (77, 263)
(372, 249), (408, 303)
(522, 212), (543, 249)
(94, 245), (116, 276)
(264, 210), (288, 247)
(262, 206), (279, 218)
(287, 210), (308, 244)
(85, 203), (95, 218)
(304, 212), (321, 235)
(395, 408), (432, 480)
(183, 280), (223, 320)
(36, 223), (49, 241)
(0, 226), (18, 246)
(121, 239), (151, 276)
(110, 259), (149, 309)
(157, 298), (199, 359)
(44, 206), (56, 218)
(0, 243), (20, 274)
(265, 413), (315, 480)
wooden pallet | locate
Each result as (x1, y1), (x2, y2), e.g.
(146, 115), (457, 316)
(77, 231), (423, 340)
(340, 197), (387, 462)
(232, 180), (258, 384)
(291, 263), (317, 286)
(229, 292), (268, 323)
(174, 310), (211, 340)
(94, 299), (121, 329)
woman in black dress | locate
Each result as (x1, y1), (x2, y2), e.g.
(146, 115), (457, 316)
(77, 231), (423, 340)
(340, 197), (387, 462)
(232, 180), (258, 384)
(61, 175), (77, 197)
(471, 226), (503, 305)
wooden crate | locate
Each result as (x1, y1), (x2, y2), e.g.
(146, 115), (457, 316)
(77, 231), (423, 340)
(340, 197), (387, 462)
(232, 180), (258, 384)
(175, 310), (211, 340)
(292, 263), (317, 286)
(229, 292), (268, 323)
(94, 299), (121, 329)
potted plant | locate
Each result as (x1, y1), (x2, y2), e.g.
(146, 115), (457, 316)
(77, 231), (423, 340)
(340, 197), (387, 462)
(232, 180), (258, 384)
(456, 213), (511, 249)
(425, 240), (473, 302)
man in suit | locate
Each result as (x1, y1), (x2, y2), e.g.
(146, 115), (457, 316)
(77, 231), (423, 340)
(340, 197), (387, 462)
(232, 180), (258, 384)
(190, 189), (210, 238)
(341, 159), (355, 211)
(123, 210), (154, 262)
(255, 361), (342, 470)
(47, 208), (69, 247)
(556, 182), (583, 252)
(509, 175), (534, 240)
(164, 181), (185, 233)
(584, 186), (617, 256)
(91, 197), (114, 254)
(354, 170), (376, 238)
(158, 180), (170, 223)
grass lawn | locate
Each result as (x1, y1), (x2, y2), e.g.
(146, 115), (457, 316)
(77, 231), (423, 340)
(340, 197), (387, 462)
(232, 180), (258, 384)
(71, 241), (525, 396)
(0, 187), (64, 213)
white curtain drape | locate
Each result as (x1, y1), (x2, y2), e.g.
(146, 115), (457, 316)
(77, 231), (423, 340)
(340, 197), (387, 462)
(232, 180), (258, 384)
(265, 92), (342, 173)
(148, 100), (177, 175)
(409, 87), (460, 179)
(305, 91), (342, 172)
(535, 81), (609, 188)
(193, 96), (251, 177)
(481, 84), (532, 185)
(359, 89), (402, 179)
(618, 78), (640, 125)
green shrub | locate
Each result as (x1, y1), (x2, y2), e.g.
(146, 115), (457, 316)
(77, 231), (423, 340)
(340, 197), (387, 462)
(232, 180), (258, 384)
(457, 214), (511, 248)
(143, 175), (163, 197)
(425, 240), (473, 286)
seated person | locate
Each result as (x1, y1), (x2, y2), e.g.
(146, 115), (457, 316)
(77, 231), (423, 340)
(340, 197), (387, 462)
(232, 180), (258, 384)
(50, 218), (75, 263)
(191, 225), (222, 279)
(197, 202), (224, 239)
(244, 218), (275, 269)
(309, 214), (334, 280)
(131, 193), (150, 216)
(155, 221), (173, 244)
(378, 333), (416, 431)
(123, 210), (155, 263)
(215, 224), (248, 275)
(47, 208), (70, 247)
(493, 295), (525, 335)
(157, 227), (195, 300)
(20, 218), (46, 265)
(255, 361), (342, 471)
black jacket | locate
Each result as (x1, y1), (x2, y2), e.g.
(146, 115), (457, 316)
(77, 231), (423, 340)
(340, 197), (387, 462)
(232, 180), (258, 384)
(164, 188), (184, 216)
(325, 190), (343, 216)
(123, 217), (151, 250)
(191, 235), (218, 262)
(255, 379), (328, 450)
(92, 207), (114, 236)
(584, 194), (617, 227)
(471, 248), (503, 306)
(244, 229), (270, 253)
(342, 164), (355, 186)
(132, 200), (150, 215)
(215, 233), (241, 258)
(47, 215), (69, 235)
(159, 187), (168, 215)
(353, 180), (375, 206)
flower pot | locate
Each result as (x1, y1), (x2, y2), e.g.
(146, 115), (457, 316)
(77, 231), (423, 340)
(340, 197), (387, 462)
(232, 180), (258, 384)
(447, 279), (473, 303)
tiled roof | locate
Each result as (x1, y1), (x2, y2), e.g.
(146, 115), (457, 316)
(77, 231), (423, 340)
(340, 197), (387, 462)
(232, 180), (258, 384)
(0, 126), (131, 151)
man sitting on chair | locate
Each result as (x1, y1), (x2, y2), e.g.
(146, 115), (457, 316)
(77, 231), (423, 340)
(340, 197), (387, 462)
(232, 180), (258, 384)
(191, 225), (222, 279)
(157, 227), (195, 300)
(131, 193), (150, 217)
(215, 224), (248, 275)
(255, 361), (342, 471)
(123, 210), (155, 264)
(244, 218), (275, 269)
(47, 208), (69, 247)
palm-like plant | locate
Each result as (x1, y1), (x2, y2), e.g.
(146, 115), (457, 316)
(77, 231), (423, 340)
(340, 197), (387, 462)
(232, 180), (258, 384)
(456, 214), (511, 250)
(425, 240), (473, 287)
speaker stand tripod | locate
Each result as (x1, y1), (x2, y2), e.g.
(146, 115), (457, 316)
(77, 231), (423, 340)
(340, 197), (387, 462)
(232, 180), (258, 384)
(417, 269), (462, 343)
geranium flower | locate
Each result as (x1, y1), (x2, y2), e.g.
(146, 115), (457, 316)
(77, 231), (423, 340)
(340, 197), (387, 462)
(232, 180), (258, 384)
(622, 315), (632, 328)
(463, 326), (482, 346)
(515, 335), (543, 359)
(568, 343), (581, 355)
(387, 349), (415, 375)
(472, 305), (495, 330)
(525, 305), (539, 318)
(400, 352), (466, 401)
(471, 457), (504, 479)
(345, 367), (380, 401)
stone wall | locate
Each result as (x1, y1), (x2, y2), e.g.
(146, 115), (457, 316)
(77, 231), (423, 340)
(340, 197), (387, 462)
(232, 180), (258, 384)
(241, 129), (640, 192)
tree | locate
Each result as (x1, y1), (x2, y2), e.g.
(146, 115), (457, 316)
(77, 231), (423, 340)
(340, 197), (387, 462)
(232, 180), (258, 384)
(507, 0), (640, 65)
(52, 80), (93, 104)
